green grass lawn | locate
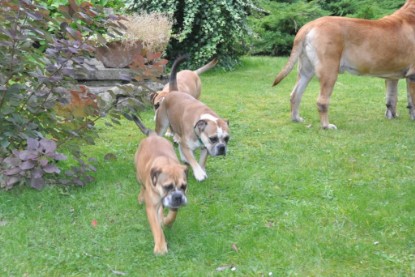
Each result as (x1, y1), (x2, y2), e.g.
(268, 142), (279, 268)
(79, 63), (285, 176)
(1, 56), (414, 276)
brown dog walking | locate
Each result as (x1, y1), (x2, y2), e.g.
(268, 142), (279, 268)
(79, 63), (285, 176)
(155, 56), (230, 181)
(129, 114), (188, 255)
(273, 0), (415, 129)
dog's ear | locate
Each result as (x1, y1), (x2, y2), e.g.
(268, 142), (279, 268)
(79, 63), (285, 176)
(149, 92), (157, 105)
(194, 120), (207, 133)
(150, 167), (161, 186)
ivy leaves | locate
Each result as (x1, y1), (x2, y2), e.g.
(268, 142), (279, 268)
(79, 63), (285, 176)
(130, 0), (256, 69)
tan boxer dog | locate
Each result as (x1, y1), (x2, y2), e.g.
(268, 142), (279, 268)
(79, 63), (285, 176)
(155, 57), (230, 181)
(128, 114), (188, 255)
(150, 56), (218, 111)
(273, 0), (415, 129)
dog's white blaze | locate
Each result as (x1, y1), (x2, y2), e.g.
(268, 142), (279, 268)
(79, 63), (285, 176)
(200, 113), (218, 122)
(305, 29), (318, 65)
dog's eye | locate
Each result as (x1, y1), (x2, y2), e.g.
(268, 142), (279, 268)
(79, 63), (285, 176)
(154, 103), (160, 110)
(180, 184), (187, 191)
(209, 136), (219, 143)
(164, 184), (174, 191)
(224, 136), (230, 143)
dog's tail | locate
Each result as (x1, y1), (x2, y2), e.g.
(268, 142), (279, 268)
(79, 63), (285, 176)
(123, 113), (152, 136)
(169, 54), (189, 91)
(194, 58), (218, 75)
(272, 26), (308, 87)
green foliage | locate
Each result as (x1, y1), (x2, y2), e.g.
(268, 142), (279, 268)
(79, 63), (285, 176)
(249, 0), (406, 56)
(0, 1), (164, 190)
(42, 0), (127, 11)
(315, 0), (404, 17)
(248, 1), (326, 56)
(128, 0), (258, 69)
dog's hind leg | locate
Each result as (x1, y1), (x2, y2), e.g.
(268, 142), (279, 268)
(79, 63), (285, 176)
(315, 57), (340, 129)
(385, 79), (399, 119)
(155, 108), (170, 136)
(316, 76), (338, 129)
(406, 78), (415, 120)
(290, 59), (314, 123)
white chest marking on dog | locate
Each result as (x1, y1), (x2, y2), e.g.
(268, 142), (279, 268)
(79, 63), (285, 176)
(200, 113), (218, 122)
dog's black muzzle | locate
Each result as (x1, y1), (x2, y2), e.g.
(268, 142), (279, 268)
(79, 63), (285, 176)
(171, 192), (185, 207)
(163, 191), (187, 209)
(216, 144), (227, 156)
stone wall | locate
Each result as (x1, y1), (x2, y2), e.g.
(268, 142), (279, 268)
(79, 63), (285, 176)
(74, 58), (165, 110)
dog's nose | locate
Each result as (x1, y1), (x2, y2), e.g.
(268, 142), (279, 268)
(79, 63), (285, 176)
(172, 193), (183, 205)
(217, 144), (226, 155)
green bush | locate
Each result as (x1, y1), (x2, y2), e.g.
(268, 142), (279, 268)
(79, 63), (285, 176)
(315, 0), (404, 17)
(249, 0), (406, 56)
(248, 1), (326, 56)
(128, 0), (258, 69)
(0, 1), (164, 190)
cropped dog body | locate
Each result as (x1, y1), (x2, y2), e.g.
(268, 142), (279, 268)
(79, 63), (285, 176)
(155, 91), (229, 181)
(273, 0), (415, 129)
(131, 115), (187, 255)
(151, 58), (218, 110)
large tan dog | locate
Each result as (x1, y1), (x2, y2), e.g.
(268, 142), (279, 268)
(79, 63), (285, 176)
(129, 114), (188, 255)
(273, 0), (415, 129)
(151, 56), (218, 111)
(155, 57), (230, 181)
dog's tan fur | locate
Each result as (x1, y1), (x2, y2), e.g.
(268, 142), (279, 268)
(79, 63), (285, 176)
(155, 91), (230, 181)
(273, 0), (415, 129)
(131, 115), (187, 255)
(154, 56), (229, 181)
(151, 58), (218, 110)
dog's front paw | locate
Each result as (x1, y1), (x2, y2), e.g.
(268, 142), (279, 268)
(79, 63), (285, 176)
(154, 243), (168, 255)
(193, 168), (207, 181)
(324, 123), (337, 130)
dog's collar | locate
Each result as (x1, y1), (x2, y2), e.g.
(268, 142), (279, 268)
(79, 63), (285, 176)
(194, 130), (205, 148)
(198, 137), (204, 147)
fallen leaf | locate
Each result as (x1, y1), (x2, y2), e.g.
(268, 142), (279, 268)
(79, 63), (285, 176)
(266, 221), (274, 228)
(216, 265), (232, 272)
(104, 153), (117, 161)
(111, 269), (127, 276)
